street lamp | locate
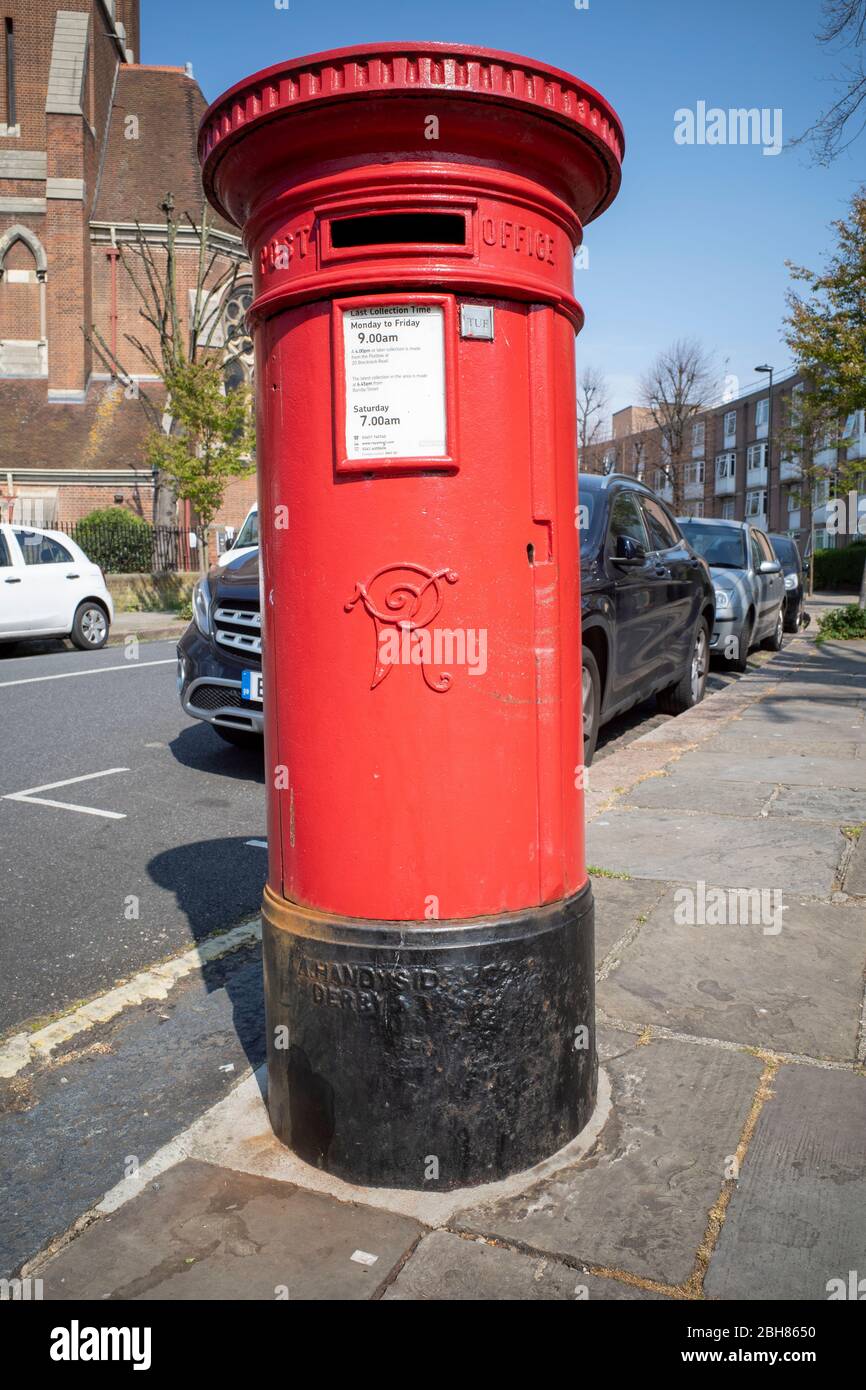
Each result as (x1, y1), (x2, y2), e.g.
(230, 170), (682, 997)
(755, 364), (773, 529)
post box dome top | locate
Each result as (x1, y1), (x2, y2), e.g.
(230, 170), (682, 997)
(199, 41), (624, 227)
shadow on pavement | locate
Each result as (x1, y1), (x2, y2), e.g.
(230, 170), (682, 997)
(147, 835), (268, 1076)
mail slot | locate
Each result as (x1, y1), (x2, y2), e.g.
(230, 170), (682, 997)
(200, 42), (624, 1189)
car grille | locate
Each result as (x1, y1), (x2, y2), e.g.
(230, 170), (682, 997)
(189, 683), (247, 712)
(214, 602), (261, 657)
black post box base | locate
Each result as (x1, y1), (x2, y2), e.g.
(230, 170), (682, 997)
(261, 881), (596, 1190)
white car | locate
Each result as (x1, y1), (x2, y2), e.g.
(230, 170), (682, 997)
(0, 524), (114, 649)
(216, 504), (258, 568)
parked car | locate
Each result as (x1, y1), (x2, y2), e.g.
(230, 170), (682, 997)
(769, 532), (806, 632)
(177, 546), (262, 746)
(677, 517), (785, 671)
(216, 504), (258, 568)
(580, 474), (715, 764)
(0, 524), (113, 650)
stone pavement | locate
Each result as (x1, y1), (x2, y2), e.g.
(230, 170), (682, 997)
(22, 634), (866, 1301)
(108, 611), (188, 645)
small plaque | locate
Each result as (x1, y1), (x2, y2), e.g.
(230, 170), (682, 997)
(459, 304), (494, 340)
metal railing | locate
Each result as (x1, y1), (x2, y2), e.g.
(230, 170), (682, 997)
(52, 520), (195, 573)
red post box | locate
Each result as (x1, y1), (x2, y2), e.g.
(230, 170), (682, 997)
(200, 42), (623, 1189)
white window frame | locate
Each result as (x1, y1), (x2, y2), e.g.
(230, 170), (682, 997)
(691, 420), (705, 455)
(685, 459), (704, 486)
(812, 477), (830, 507)
(723, 410), (737, 445)
(747, 442), (768, 473)
(715, 452), (736, 481)
(745, 488), (767, 518)
(720, 498), (736, 520)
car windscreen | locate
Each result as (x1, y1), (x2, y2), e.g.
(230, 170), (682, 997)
(233, 511), (259, 548)
(770, 536), (799, 571)
(679, 522), (747, 569)
(576, 485), (605, 555)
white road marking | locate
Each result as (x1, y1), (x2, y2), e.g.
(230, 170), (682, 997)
(3, 767), (129, 819)
(0, 658), (175, 689)
(245, 838), (268, 848)
(0, 919), (262, 1079)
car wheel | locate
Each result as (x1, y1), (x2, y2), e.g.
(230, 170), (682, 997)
(581, 646), (601, 768)
(214, 725), (261, 749)
(730, 612), (754, 674)
(657, 620), (709, 715)
(783, 598), (800, 634)
(70, 601), (109, 650)
(762, 605), (785, 651)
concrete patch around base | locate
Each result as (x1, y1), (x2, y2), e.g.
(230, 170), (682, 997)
(452, 1029), (764, 1287)
(586, 807), (844, 894)
(705, 1066), (866, 1300)
(37, 1159), (424, 1301)
(383, 1229), (671, 1300)
(599, 890), (866, 1060)
(85, 1064), (614, 1230)
(590, 875), (671, 961)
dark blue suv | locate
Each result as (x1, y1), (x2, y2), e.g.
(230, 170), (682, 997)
(579, 473), (715, 763)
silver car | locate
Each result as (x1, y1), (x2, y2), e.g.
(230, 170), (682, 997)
(677, 518), (785, 671)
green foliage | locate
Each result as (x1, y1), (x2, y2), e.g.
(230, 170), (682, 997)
(816, 604), (866, 641)
(73, 507), (153, 573)
(812, 543), (866, 591)
(145, 360), (255, 547)
(785, 189), (866, 425)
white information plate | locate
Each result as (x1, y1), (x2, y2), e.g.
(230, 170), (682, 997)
(343, 304), (446, 460)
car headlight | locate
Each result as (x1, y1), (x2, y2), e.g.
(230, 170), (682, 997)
(784, 573), (797, 590)
(714, 588), (732, 610)
(192, 576), (211, 637)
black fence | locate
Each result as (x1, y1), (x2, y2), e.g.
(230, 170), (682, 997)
(54, 520), (194, 573)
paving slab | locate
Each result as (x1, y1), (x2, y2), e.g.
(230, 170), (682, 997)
(586, 806), (844, 894)
(705, 1066), (866, 1301)
(599, 891), (866, 1060)
(452, 1029), (763, 1287)
(622, 773), (770, 817)
(843, 832), (866, 896)
(671, 749), (866, 789)
(383, 1229), (669, 1300)
(37, 1158), (424, 1300)
(734, 703), (866, 735)
(704, 728), (862, 760)
(590, 875), (671, 961)
(769, 787), (866, 824)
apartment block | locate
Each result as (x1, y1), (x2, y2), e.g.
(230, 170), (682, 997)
(584, 373), (866, 552)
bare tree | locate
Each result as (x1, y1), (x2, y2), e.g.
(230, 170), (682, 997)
(639, 339), (715, 515)
(793, 0), (866, 163)
(85, 197), (248, 533)
(576, 365), (610, 464)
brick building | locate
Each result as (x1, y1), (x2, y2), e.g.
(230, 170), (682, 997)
(0, 0), (255, 540)
(584, 374), (866, 553)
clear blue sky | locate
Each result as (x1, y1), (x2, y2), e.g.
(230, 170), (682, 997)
(143, 0), (862, 418)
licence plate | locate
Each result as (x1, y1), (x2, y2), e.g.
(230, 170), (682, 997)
(242, 670), (263, 704)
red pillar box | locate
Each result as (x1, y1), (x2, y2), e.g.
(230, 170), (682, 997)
(200, 43), (624, 1189)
